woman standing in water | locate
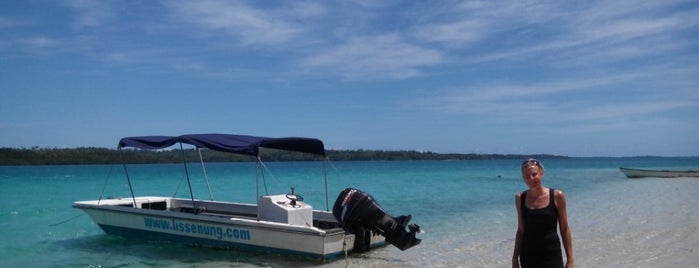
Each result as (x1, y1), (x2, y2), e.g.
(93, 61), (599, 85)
(512, 159), (574, 268)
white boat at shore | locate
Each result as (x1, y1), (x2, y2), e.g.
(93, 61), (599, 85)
(73, 134), (421, 260)
(620, 167), (699, 178)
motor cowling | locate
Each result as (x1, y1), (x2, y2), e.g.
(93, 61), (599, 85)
(332, 188), (421, 252)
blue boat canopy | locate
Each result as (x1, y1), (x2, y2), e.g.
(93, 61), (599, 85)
(118, 133), (326, 156)
(118, 136), (178, 150)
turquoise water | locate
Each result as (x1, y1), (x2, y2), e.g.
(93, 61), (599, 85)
(1, 158), (698, 267)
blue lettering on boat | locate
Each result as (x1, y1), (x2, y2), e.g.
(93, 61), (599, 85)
(143, 217), (250, 241)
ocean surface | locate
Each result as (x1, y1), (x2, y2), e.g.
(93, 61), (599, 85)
(1, 157), (698, 267)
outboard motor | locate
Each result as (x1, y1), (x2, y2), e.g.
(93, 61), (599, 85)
(332, 188), (421, 252)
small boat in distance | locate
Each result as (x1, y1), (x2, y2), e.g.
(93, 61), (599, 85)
(73, 133), (421, 260)
(620, 167), (699, 178)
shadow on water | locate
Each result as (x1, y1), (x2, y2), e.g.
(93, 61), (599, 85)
(55, 234), (353, 267)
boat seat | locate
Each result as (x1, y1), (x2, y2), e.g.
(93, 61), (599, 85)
(142, 201), (167, 210)
(179, 204), (207, 214)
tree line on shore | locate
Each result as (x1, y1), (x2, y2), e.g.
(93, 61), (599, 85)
(0, 147), (567, 165)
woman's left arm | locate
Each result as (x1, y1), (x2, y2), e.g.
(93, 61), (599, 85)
(555, 190), (574, 268)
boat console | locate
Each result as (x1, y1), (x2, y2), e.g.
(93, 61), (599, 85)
(258, 189), (313, 226)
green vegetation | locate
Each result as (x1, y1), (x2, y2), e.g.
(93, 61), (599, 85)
(0, 147), (567, 165)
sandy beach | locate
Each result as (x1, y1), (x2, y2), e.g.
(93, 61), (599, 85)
(321, 172), (699, 267)
(569, 177), (699, 268)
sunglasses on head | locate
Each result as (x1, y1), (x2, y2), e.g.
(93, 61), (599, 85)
(521, 159), (541, 167)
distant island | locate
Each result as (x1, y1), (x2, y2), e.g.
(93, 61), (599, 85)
(0, 147), (568, 165)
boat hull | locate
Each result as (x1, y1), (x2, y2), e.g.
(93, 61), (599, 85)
(74, 197), (384, 260)
(620, 168), (699, 178)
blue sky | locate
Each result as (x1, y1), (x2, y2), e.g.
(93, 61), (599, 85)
(1, 0), (698, 157)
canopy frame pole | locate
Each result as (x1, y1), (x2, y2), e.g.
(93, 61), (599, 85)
(197, 148), (214, 201)
(324, 156), (329, 211)
(255, 157), (260, 203)
(256, 156), (271, 196)
(119, 149), (138, 208)
(179, 143), (198, 213)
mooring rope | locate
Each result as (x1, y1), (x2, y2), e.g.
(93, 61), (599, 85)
(97, 164), (117, 205)
(49, 213), (84, 226)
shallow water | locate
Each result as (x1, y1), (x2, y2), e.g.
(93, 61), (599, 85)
(1, 158), (698, 267)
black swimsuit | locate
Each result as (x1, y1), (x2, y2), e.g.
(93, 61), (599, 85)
(519, 189), (563, 268)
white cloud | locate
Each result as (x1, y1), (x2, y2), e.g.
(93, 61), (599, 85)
(429, 74), (634, 106)
(576, 17), (679, 44)
(412, 67), (698, 125)
(24, 36), (60, 48)
(0, 17), (29, 28)
(303, 34), (443, 79)
(416, 0), (697, 70)
(166, 0), (317, 46)
(63, 0), (118, 28)
(413, 19), (486, 46)
(102, 48), (207, 74)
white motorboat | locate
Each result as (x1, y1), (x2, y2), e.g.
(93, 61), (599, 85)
(73, 134), (421, 260)
(620, 167), (699, 178)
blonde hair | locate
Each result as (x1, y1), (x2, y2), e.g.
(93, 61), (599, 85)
(521, 158), (544, 173)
